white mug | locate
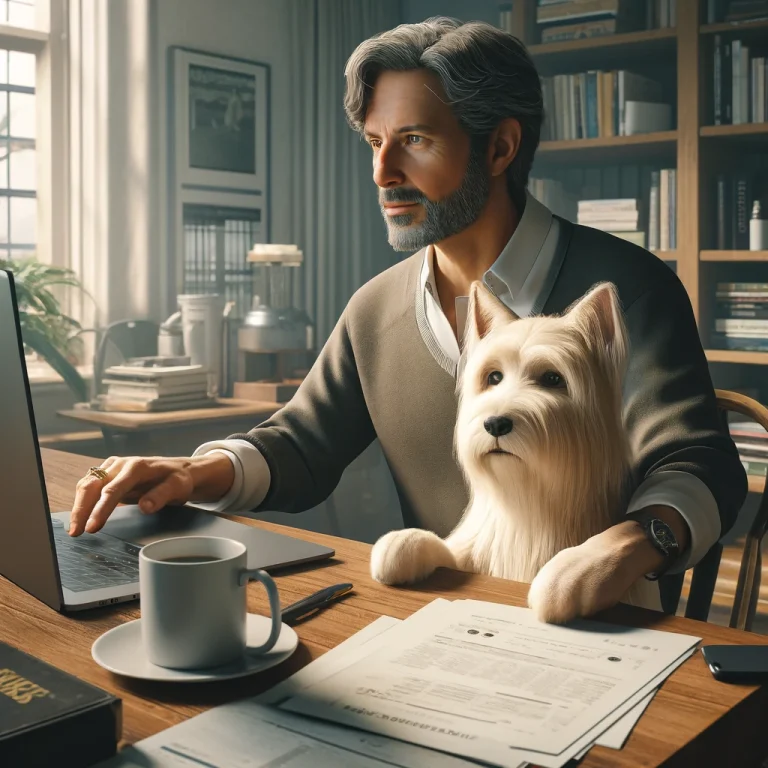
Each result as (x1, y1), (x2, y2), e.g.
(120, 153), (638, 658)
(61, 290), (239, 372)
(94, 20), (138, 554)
(139, 536), (281, 670)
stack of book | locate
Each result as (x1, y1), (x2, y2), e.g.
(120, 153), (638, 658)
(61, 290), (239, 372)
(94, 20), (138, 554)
(540, 69), (670, 141)
(530, 0), (673, 43)
(713, 36), (768, 125)
(713, 281), (768, 352)
(95, 363), (214, 412)
(576, 198), (646, 246)
(729, 420), (768, 478)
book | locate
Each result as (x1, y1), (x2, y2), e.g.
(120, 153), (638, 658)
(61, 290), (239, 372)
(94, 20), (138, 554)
(0, 640), (121, 766)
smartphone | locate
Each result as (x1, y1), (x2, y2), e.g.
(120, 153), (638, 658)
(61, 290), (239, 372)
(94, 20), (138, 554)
(701, 644), (768, 683)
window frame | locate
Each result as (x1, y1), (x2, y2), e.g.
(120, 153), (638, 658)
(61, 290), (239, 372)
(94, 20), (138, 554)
(0, 0), (67, 269)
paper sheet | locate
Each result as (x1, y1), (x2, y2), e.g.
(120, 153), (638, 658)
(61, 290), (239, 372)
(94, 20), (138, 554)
(96, 610), (496, 768)
(280, 599), (700, 768)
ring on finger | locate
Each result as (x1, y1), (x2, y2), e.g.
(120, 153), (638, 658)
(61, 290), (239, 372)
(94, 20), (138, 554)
(86, 466), (109, 482)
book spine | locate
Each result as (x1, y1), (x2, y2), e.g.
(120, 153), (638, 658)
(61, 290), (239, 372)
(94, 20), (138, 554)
(734, 174), (751, 249)
(724, 38), (732, 124)
(649, 170), (660, 250)
(716, 175), (727, 250)
(660, 169), (669, 250)
(670, 168), (676, 249)
(586, 71), (599, 138)
(733, 40), (740, 124)
(714, 35), (722, 124)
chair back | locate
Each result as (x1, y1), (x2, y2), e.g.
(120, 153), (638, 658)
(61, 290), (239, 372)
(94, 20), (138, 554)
(682, 389), (768, 631)
(92, 319), (159, 397)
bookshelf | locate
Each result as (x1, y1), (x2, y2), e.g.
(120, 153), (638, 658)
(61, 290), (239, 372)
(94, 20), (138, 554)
(509, 0), (768, 489)
(512, 0), (768, 382)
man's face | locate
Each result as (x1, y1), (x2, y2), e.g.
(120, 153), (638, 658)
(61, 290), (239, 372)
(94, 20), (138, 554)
(364, 69), (491, 252)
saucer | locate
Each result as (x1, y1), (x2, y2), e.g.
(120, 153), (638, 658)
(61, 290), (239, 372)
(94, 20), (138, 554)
(91, 614), (298, 682)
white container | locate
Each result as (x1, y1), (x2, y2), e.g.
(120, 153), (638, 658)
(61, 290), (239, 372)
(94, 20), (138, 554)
(750, 201), (768, 251)
(177, 294), (225, 396)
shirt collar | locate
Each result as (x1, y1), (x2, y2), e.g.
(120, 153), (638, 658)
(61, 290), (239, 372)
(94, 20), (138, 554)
(421, 190), (554, 304)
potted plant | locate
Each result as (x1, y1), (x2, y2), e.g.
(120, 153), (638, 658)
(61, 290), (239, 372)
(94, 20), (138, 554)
(1, 257), (90, 403)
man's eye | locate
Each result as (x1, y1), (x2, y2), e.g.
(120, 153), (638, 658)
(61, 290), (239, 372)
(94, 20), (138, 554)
(406, 135), (422, 145)
(487, 371), (503, 386)
(540, 371), (565, 388)
(369, 140), (381, 149)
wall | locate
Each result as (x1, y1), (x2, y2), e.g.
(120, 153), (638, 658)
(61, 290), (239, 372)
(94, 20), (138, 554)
(401, 0), (500, 25)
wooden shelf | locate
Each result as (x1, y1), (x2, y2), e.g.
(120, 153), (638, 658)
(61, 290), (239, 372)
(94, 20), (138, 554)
(652, 249), (677, 260)
(748, 474), (766, 495)
(535, 131), (677, 164)
(700, 19), (768, 35)
(706, 350), (768, 365)
(700, 123), (768, 138)
(528, 28), (676, 74)
(701, 250), (768, 261)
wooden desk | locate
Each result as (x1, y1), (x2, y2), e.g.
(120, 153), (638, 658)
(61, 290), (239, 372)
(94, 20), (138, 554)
(56, 398), (281, 453)
(2, 449), (767, 768)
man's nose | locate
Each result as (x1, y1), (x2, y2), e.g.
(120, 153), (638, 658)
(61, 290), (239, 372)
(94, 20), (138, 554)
(484, 416), (513, 437)
(373, 143), (405, 188)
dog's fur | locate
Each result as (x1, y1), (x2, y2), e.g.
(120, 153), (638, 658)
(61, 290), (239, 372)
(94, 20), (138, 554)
(370, 280), (660, 614)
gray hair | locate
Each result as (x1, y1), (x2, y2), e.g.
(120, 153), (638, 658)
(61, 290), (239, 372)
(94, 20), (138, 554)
(344, 16), (543, 210)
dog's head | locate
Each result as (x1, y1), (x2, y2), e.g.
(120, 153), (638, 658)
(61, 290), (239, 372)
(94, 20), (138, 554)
(455, 280), (630, 498)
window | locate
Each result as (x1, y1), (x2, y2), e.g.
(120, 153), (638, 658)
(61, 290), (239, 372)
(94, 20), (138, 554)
(0, 47), (36, 259)
(0, 0), (62, 265)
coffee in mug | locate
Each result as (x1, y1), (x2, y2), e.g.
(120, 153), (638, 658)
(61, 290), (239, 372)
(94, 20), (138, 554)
(139, 536), (282, 670)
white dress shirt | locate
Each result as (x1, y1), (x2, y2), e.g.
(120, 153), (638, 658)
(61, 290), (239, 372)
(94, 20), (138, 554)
(193, 191), (720, 573)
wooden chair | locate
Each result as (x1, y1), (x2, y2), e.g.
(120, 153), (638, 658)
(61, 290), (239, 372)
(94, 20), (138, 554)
(675, 389), (768, 631)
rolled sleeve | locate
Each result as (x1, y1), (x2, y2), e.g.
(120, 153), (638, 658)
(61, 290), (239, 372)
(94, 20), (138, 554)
(626, 470), (721, 573)
(191, 439), (271, 513)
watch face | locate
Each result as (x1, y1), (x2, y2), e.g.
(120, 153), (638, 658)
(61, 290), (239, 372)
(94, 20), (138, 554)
(651, 519), (677, 551)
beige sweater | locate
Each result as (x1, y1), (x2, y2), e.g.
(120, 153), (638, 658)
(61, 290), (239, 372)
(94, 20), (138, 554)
(228, 219), (747, 548)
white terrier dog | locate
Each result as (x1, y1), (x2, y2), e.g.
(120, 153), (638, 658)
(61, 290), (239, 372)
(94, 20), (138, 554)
(370, 279), (661, 621)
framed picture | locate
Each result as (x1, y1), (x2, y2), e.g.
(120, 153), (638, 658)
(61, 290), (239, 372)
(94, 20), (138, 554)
(170, 47), (269, 194)
(167, 47), (270, 310)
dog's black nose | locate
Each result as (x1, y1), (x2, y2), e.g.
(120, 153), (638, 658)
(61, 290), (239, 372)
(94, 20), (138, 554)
(484, 416), (513, 437)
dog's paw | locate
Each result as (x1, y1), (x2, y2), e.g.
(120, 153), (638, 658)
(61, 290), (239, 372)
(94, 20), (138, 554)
(370, 529), (456, 585)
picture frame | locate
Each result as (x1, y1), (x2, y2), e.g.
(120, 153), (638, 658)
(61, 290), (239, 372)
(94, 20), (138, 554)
(167, 47), (271, 310)
(170, 47), (269, 194)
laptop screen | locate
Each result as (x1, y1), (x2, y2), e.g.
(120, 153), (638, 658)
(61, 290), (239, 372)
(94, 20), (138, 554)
(0, 269), (63, 610)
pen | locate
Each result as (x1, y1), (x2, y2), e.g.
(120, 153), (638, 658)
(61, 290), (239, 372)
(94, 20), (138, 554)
(281, 583), (354, 624)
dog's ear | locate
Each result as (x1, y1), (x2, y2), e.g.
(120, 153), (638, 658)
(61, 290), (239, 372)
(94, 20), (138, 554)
(565, 282), (627, 372)
(463, 280), (519, 348)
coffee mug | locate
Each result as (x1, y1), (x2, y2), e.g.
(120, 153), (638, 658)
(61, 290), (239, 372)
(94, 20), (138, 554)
(139, 536), (282, 670)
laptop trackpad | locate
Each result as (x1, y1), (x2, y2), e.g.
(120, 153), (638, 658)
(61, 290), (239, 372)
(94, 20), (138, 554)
(53, 505), (334, 571)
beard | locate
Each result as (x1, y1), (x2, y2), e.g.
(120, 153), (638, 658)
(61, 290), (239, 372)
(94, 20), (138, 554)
(379, 142), (491, 252)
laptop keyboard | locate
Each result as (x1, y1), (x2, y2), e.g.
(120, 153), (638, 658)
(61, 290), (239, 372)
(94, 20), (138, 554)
(51, 518), (140, 593)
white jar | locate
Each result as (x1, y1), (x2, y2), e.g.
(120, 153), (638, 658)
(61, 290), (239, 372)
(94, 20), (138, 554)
(750, 200), (768, 251)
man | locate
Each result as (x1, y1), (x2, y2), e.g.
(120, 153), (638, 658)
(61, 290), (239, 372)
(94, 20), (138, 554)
(68, 17), (746, 622)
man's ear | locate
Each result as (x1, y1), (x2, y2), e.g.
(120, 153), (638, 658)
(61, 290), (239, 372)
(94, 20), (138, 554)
(565, 282), (627, 373)
(463, 280), (519, 348)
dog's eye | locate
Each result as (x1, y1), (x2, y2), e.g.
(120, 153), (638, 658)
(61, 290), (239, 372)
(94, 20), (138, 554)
(540, 371), (565, 388)
(487, 371), (503, 386)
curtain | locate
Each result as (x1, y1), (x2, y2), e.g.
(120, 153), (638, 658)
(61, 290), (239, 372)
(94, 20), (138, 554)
(68, 0), (161, 333)
(290, 0), (402, 347)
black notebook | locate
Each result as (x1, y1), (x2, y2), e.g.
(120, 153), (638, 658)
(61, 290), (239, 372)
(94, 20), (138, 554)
(0, 640), (121, 767)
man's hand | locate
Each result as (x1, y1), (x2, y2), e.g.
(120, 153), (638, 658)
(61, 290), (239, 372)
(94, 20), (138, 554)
(67, 453), (236, 537)
(527, 519), (668, 624)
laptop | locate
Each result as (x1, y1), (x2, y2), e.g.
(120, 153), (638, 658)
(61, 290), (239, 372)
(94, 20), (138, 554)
(0, 268), (334, 612)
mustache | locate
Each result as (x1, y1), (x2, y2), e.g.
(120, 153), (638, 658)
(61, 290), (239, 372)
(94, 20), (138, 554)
(379, 188), (427, 205)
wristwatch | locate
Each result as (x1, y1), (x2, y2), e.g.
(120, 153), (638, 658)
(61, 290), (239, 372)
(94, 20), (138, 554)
(641, 518), (679, 581)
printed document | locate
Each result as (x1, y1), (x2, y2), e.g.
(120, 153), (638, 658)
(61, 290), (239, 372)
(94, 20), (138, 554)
(280, 598), (699, 766)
